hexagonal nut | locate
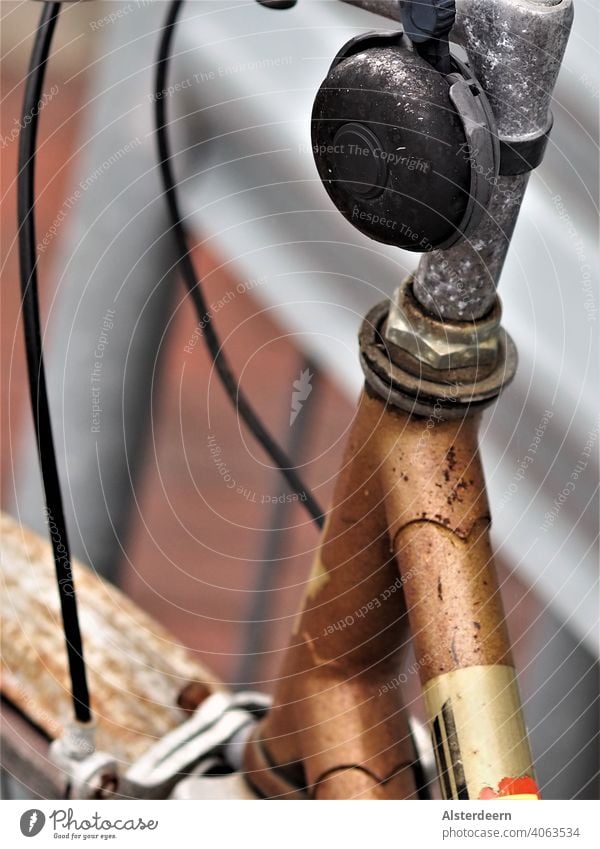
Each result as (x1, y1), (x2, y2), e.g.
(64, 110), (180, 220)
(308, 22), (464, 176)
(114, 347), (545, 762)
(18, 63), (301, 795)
(384, 277), (502, 370)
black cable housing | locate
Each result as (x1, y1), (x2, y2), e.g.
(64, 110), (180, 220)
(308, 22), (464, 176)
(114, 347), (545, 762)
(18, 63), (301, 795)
(17, 0), (91, 724)
(154, 0), (324, 530)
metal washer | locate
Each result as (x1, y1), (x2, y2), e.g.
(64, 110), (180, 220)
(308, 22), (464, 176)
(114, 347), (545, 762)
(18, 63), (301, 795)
(359, 300), (518, 419)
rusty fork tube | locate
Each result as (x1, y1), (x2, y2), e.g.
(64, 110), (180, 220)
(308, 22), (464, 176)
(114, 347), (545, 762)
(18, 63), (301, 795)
(375, 394), (537, 800)
(245, 390), (419, 800)
(246, 389), (536, 800)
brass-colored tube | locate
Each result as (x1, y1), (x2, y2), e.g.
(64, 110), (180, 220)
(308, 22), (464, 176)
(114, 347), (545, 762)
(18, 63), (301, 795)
(246, 390), (418, 799)
(246, 389), (536, 800)
(372, 393), (512, 678)
(373, 393), (537, 799)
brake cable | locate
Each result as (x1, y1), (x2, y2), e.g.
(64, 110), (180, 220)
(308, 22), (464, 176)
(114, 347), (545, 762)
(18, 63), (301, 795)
(14, 0), (323, 731)
(155, 0), (324, 530)
(17, 0), (91, 724)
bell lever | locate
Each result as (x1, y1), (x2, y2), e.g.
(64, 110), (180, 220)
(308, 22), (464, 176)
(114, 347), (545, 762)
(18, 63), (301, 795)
(400, 0), (456, 73)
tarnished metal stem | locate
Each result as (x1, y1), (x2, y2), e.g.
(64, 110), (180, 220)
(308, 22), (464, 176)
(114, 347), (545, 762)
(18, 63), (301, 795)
(413, 173), (530, 320)
(414, 0), (574, 320)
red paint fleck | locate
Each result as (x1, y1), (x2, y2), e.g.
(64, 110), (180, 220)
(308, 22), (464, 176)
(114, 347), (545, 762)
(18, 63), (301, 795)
(478, 776), (541, 800)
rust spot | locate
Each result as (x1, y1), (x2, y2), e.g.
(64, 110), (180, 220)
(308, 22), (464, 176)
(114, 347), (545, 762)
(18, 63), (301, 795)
(177, 681), (211, 713)
(432, 513), (451, 527)
(446, 445), (457, 472)
(447, 477), (469, 506)
(437, 578), (443, 602)
(93, 772), (119, 798)
(450, 633), (459, 666)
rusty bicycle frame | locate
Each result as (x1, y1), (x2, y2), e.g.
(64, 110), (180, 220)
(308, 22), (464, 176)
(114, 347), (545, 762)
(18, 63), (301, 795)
(244, 0), (574, 800)
(1, 0), (574, 802)
(246, 374), (531, 800)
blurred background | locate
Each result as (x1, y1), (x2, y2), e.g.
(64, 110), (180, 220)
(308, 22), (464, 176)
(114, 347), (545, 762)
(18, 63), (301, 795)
(1, 0), (598, 798)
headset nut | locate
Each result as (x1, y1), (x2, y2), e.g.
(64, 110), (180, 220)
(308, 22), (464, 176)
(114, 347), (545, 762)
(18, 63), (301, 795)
(385, 277), (501, 370)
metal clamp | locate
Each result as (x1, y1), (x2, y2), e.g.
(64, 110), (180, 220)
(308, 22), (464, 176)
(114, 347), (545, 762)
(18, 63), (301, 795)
(445, 47), (500, 247)
(120, 691), (270, 799)
(499, 113), (554, 176)
(49, 691), (270, 799)
(49, 721), (118, 799)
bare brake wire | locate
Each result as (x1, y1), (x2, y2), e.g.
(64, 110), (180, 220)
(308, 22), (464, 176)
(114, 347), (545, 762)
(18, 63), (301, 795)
(154, 0), (325, 530)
